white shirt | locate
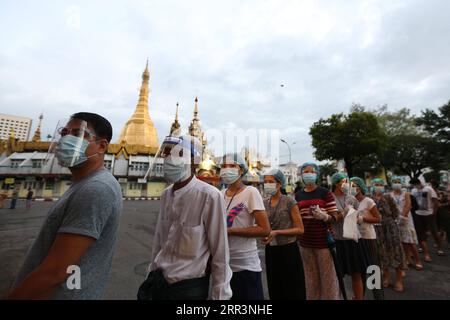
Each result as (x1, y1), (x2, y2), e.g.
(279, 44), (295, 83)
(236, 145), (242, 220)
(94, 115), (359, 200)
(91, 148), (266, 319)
(150, 176), (232, 300)
(412, 186), (438, 216)
(357, 197), (377, 240)
(222, 186), (265, 273)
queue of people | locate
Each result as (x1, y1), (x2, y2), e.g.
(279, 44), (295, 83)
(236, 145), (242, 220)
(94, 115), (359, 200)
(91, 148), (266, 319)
(4, 112), (448, 300)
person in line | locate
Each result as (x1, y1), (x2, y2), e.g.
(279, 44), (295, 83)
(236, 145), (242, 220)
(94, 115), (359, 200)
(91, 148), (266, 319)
(430, 179), (449, 248)
(0, 190), (7, 209)
(295, 162), (341, 300)
(331, 172), (368, 300)
(219, 153), (271, 300)
(140, 135), (232, 300)
(9, 188), (19, 209)
(349, 177), (383, 300)
(410, 178), (445, 260)
(390, 176), (423, 270)
(371, 178), (407, 293)
(26, 187), (34, 210)
(262, 169), (305, 300)
(7, 112), (122, 299)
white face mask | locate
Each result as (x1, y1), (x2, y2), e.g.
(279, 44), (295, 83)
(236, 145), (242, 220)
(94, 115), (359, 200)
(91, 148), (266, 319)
(163, 157), (191, 184)
(220, 168), (240, 185)
(350, 187), (359, 196)
(264, 183), (278, 196)
(341, 183), (350, 194)
(392, 183), (402, 190)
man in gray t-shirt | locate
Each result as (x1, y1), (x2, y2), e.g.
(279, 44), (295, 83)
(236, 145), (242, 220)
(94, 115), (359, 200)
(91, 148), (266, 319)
(7, 113), (122, 300)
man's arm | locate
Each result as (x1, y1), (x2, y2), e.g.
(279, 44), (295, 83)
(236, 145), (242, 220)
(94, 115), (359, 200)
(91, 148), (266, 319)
(7, 233), (95, 300)
(148, 205), (164, 274)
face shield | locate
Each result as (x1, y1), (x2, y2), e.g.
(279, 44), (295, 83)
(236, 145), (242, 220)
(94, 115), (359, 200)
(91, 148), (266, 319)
(143, 134), (202, 183)
(336, 160), (350, 196)
(46, 118), (96, 168)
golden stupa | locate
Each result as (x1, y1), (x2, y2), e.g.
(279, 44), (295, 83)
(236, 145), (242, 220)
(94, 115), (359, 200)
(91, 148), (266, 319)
(32, 113), (43, 142)
(118, 61), (159, 149)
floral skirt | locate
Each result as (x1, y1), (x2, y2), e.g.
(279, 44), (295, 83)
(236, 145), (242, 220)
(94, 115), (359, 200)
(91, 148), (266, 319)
(374, 219), (407, 270)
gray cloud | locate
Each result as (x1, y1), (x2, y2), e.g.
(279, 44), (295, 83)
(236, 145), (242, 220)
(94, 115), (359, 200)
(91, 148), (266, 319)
(1, 0), (449, 166)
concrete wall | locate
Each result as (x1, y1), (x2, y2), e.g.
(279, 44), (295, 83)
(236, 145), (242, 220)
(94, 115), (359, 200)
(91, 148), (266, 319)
(147, 182), (166, 198)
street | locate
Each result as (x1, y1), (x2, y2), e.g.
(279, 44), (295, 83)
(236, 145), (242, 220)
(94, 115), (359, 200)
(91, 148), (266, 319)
(1, 200), (449, 300)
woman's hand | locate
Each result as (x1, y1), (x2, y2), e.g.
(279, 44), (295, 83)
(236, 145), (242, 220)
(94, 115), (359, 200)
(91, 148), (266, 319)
(262, 230), (278, 245)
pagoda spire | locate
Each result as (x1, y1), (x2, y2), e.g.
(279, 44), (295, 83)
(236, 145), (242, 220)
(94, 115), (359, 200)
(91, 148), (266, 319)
(169, 102), (181, 135)
(193, 96), (199, 119)
(32, 113), (43, 142)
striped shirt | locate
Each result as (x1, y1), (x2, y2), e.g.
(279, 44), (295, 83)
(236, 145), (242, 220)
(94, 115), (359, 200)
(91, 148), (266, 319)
(295, 186), (338, 249)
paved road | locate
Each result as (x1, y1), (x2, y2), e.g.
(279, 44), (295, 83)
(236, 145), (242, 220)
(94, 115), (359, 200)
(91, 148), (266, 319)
(1, 201), (449, 299)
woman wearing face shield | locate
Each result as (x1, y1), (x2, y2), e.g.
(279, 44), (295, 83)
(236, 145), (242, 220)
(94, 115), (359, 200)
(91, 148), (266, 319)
(330, 172), (367, 300)
(294, 162), (341, 300)
(371, 178), (407, 293)
(390, 176), (423, 270)
(262, 169), (305, 300)
(219, 153), (271, 300)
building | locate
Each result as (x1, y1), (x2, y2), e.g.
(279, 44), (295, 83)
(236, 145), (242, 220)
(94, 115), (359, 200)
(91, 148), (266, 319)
(0, 61), (275, 199)
(0, 114), (32, 141)
(0, 62), (165, 199)
(279, 161), (299, 192)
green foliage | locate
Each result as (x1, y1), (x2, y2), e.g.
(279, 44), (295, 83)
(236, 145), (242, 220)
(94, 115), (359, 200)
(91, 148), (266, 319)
(373, 106), (423, 137)
(310, 102), (449, 178)
(416, 100), (450, 144)
(310, 110), (387, 175)
(382, 135), (444, 178)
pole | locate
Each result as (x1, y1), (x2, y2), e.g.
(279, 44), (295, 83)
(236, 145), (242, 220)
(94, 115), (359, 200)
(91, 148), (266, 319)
(280, 139), (292, 163)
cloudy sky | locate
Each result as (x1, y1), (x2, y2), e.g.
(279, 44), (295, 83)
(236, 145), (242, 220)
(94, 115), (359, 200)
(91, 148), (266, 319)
(1, 0), (449, 165)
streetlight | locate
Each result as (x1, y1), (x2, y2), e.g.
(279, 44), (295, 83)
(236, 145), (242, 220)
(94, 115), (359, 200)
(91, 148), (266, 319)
(280, 139), (297, 190)
(280, 139), (296, 164)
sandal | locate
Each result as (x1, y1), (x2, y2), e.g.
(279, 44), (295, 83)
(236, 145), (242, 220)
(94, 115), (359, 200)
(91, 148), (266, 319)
(415, 263), (424, 271)
(437, 250), (445, 256)
(424, 256), (432, 263)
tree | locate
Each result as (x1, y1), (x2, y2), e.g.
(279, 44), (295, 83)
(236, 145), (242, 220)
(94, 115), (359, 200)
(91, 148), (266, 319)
(416, 100), (450, 144)
(318, 162), (336, 186)
(416, 100), (450, 167)
(310, 110), (387, 176)
(381, 135), (444, 178)
(373, 106), (423, 137)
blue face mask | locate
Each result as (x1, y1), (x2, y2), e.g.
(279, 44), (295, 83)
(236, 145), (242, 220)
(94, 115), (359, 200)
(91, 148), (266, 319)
(302, 173), (317, 185)
(373, 186), (385, 194)
(55, 135), (91, 168)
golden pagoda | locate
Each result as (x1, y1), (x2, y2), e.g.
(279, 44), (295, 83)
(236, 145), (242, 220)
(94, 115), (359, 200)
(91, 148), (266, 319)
(32, 114), (43, 142)
(118, 61), (159, 149)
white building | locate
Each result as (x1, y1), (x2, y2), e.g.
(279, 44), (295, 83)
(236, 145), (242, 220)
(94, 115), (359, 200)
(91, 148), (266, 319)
(279, 162), (299, 192)
(0, 114), (32, 141)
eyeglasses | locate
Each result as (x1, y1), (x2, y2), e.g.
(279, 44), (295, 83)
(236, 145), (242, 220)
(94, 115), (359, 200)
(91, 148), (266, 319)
(161, 145), (184, 158)
(57, 127), (96, 140)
